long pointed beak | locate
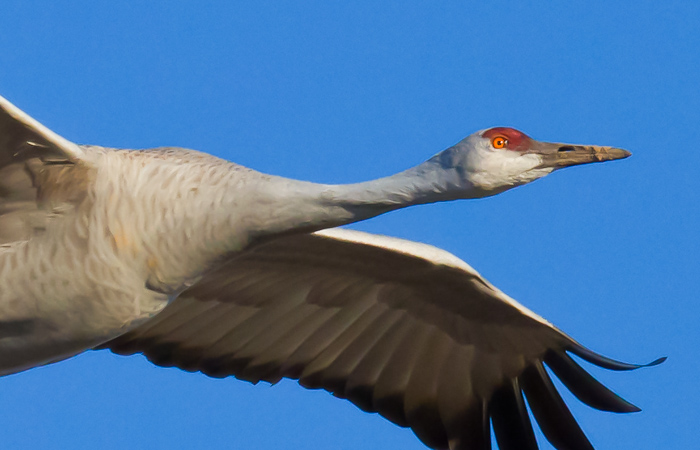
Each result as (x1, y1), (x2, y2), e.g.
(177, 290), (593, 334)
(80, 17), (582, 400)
(537, 143), (631, 169)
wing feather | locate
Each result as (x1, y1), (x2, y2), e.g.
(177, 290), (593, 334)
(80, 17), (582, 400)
(437, 345), (491, 450)
(403, 326), (454, 448)
(544, 351), (641, 413)
(243, 306), (338, 382)
(307, 306), (402, 393)
(0, 95), (85, 164)
(0, 94), (92, 245)
(521, 361), (594, 450)
(344, 314), (414, 410)
(281, 285), (377, 378)
(101, 228), (654, 449)
(490, 378), (539, 450)
(373, 316), (431, 427)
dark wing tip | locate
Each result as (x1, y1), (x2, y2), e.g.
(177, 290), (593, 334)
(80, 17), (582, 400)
(567, 343), (666, 371)
(519, 361), (594, 450)
(487, 343), (664, 450)
(490, 379), (539, 450)
(545, 351), (641, 413)
(646, 356), (667, 367)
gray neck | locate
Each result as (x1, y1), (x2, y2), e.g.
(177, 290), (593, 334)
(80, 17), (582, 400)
(241, 153), (475, 243)
(139, 146), (479, 292)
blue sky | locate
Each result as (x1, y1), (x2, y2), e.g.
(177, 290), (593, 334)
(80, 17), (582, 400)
(0, 1), (694, 449)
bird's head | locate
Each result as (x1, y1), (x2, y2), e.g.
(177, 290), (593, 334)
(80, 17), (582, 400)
(436, 127), (631, 198)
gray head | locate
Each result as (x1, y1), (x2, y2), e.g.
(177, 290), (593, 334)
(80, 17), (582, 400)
(433, 127), (631, 198)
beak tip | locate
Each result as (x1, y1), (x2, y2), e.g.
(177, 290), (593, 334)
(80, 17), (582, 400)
(603, 147), (631, 162)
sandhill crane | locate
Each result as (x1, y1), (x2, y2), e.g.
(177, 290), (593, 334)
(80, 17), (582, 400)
(0, 94), (661, 450)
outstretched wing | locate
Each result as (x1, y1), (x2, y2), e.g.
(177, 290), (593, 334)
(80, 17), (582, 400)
(101, 228), (661, 450)
(0, 95), (91, 244)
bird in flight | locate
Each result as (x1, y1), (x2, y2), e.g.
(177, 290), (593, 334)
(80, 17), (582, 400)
(0, 94), (661, 450)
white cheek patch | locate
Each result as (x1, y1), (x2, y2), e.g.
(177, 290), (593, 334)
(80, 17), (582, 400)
(469, 151), (551, 191)
(514, 166), (554, 184)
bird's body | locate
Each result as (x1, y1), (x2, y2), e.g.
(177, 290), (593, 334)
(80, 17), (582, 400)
(0, 94), (660, 450)
(0, 145), (310, 373)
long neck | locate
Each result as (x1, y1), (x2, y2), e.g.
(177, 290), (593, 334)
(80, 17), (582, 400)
(241, 154), (475, 243)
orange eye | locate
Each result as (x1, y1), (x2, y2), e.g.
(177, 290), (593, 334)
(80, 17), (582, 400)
(491, 136), (508, 149)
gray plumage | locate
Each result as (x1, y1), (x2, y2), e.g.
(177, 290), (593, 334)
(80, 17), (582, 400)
(0, 95), (661, 450)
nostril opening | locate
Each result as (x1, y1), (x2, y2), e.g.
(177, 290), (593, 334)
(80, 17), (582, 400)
(558, 146), (575, 152)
